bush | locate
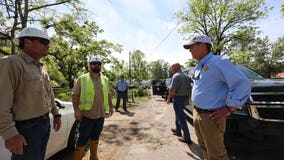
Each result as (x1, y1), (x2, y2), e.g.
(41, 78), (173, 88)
(53, 88), (71, 101)
(130, 87), (150, 97)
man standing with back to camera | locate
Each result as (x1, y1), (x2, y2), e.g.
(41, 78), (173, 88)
(167, 63), (192, 144)
(183, 34), (251, 160)
(0, 27), (62, 160)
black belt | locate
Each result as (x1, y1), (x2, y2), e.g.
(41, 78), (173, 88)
(15, 112), (50, 124)
(194, 106), (214, 113)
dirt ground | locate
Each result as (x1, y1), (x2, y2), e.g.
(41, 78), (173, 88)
(82, 95), (203, 160)
(49, 94), (284, 160)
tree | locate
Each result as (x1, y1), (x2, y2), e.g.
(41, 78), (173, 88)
(0, 1), (123, 88)
(175, 0), (269, 55)
(109, 57), (126, 75)
(233, 36), (284, 78)
(148, 59), (170, 80)
(108, 56), (128, 91)
(185, 59), (197, 68)
(270, 36), (284, 74)
(281, 3), (284, 16)
(226, 26), (260, 65)
(0, 0), (82, 55)
(46, 14), (122, 88)
(129, 50), (149, 84)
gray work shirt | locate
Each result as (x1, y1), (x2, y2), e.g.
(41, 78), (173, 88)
(169, 70), (191, 96)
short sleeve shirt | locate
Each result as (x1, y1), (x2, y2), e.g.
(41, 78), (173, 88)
(170, 70), (190, 96)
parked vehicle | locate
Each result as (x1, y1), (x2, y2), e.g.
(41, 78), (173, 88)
(151, 79), (167, 96)
(161, 69), (193, 101)
(184, 65), (284, 140)
(0, 99), (79, 160)
(140, 80), (152, 89)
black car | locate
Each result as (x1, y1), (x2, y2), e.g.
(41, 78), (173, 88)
(162, 69), (193, 101)
(152, 79), (167, 96)
(184, 65), (284, 140)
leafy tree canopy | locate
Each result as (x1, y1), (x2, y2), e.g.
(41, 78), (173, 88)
(175, 0), (269, 55)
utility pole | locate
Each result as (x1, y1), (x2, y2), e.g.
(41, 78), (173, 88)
(129, 51), (134, 102)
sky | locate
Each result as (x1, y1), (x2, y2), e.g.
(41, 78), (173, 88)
(82, 0), (284, 66)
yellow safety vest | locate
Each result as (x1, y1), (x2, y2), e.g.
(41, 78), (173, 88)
(79, 73), (109, 111)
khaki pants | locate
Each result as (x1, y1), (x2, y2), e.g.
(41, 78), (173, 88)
(193, 109), (229, 160)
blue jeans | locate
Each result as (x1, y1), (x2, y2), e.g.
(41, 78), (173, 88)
(12, 116), (50, 160)
(115, 90), (128, 111)
(77, 116), (104, 146)
(173, 96), (191, 141)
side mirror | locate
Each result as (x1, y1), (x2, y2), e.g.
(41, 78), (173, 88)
(55, 101), (65, 109)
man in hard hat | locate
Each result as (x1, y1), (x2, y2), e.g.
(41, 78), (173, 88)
(72, 55), (114, 160)
(0, 27), (62, 160)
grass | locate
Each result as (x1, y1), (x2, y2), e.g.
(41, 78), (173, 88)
(53, 87), (72, 101)
(54, 87), (151, 108)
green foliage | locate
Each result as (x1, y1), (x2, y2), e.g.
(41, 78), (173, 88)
(109, 57), (128, 77)
(102, 69), (118, 97)
(175, 0), (268, 55)
(131, 87), (150, 97)
(228, 36), (284, 77)
(129, 50), (149, 83)
(174, 0), (284, 77)
(53, 88), (71, 101)
(46, 13), (122, 88)
(185, 59), (197, 68)
(0, 1), (122, 89)
(148, 59), (170, 79)
(0, 0), (83, 55)
(43, 56), (67, 87)
(282, 3), (284, 16)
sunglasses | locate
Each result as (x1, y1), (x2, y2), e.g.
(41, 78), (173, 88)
(27, 37), (50, 45)
(90, 62), (102, 66)
(192, 67), (201, 80)
(39, 38), (50, 45)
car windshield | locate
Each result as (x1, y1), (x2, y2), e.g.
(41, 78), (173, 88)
(152, 80), (164, 86)
(235, 65), (265, 80)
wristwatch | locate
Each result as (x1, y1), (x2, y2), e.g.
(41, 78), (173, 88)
(54, 114), (62, 118)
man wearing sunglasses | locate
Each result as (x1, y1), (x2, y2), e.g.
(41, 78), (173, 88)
(72, 55), (114, 160)
(0, 27), (61, 160)
(183, 34), (251, 160)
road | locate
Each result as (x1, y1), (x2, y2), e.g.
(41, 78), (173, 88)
(49, 95), (284, 160)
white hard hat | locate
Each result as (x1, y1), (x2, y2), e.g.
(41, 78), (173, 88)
(89, 55), (102, 63)
(13, 27), (49, 45)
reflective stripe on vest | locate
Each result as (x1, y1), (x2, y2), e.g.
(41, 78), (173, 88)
(79, 73), (109, 111)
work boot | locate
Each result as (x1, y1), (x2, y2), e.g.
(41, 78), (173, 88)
(171, 128), (182, 136)
(89, 140), (99, 160)
(74, 146), (86, 160)
(178, 137), (193, 144)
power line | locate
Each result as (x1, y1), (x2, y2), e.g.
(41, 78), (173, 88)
(150, 21), (181, 54)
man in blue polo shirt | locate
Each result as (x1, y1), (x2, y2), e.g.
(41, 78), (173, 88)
(115, 75), (129, 112)
(183, 34), (251, 160)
